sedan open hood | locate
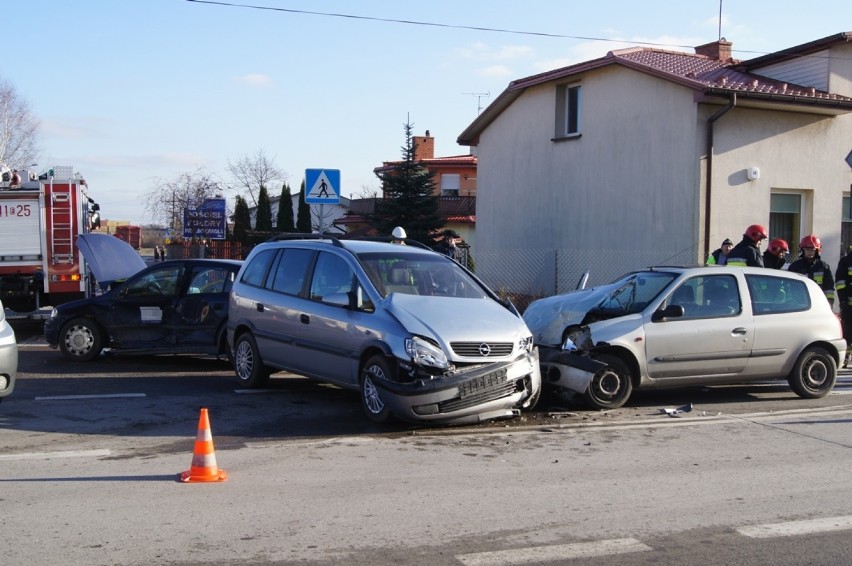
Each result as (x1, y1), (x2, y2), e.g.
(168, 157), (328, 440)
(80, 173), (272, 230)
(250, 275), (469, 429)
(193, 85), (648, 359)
(523, 283), (620, 346)
(77, 233), (147, 287)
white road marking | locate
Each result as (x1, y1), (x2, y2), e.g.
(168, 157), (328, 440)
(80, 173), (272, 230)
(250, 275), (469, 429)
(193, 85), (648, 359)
(456, 538), (652, 565)
(737, 515), (852, 538)
(0, 449), (111, 461)
(35, 393), (146, 401)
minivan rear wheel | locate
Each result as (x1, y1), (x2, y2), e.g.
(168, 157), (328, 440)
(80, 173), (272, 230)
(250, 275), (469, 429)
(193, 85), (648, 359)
(361, 355), (394, 423)
(233, 332), (271, 388)
(583, 353), (633, 409)
(788, 346), (836, 399)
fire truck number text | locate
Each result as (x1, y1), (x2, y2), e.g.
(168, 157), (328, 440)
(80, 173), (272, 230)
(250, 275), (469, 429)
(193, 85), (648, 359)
(0, 204), (32, 218)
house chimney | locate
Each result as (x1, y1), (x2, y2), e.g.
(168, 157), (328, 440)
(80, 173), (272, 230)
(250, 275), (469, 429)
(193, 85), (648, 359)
(695, 38), (733, 62)
(412, 130), (435, 161)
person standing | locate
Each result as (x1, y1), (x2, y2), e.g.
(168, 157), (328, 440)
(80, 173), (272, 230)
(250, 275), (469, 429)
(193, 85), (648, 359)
(763, 238), (789, 270)
(788, 235), (834, 306)
(726, 224), (767, 267)
(835, 245), (852, 367)
(706, 238), (734, 265)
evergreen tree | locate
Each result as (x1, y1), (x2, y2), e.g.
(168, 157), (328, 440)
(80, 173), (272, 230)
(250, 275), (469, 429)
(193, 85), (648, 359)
(296, 180), (312, 232)
(232, 195), (251, 244)
(256, 185), (273, 231)
(276, 182), (296, 232)
(371, 120), (443, 244)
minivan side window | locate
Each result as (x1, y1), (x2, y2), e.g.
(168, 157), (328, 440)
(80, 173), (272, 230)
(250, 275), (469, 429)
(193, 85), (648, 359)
(310, 252), (354, 302)
(240, 249), (277, 288)
(746, 274), (810, 314)
(270, 248), (313, 295)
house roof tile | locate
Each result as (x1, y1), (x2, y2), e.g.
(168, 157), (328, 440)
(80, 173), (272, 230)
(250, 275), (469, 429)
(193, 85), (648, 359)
(458, 32), (852, 145)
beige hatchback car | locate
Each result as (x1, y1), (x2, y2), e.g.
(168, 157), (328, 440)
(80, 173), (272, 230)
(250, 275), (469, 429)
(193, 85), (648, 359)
(523, 266), (846, 409)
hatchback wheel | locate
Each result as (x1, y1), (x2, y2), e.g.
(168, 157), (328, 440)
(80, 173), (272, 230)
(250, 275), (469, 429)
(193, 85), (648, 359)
(582, 353), (633, 409)
(233, 333), (271, 388)
(361, 355), (394, 423)
(788, 346), (836, 399)
(59, 318), (103, 362)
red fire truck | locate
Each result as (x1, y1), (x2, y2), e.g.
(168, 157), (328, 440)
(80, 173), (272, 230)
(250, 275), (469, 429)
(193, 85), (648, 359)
(0, 165), (100, 316)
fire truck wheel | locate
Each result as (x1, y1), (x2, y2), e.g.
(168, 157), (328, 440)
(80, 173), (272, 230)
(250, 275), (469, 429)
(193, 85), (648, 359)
(59, 318), (104, 362)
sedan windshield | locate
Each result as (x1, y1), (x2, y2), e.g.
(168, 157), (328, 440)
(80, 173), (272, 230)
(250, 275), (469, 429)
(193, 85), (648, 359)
(594, 271), (677, 315)
(357, 252), (487, 299)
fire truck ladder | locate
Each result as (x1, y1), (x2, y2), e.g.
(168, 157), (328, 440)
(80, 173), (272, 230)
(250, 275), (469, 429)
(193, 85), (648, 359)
(51, 182), (74, 264)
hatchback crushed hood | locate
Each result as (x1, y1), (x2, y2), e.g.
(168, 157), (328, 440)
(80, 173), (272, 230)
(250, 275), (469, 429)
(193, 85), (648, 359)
(523, 282), (622, 346)
(77, 233), (147, 287)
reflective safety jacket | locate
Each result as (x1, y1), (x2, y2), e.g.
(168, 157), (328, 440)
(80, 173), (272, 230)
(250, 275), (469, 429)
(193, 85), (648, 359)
(789, 254), (835, 306)
(835, 252), (852, 309)
(727, 237), (763, 268)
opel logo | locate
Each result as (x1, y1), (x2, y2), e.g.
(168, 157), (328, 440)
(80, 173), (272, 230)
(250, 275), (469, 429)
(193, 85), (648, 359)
(478, 343), (492, 356)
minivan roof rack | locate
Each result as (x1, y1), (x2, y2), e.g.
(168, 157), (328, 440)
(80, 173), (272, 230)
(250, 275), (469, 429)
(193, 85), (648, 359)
(355, 236), (433, 251)
(265, 233), (344, 248)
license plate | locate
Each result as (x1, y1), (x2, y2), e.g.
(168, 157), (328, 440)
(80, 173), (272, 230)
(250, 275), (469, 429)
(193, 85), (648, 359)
(459, 368), (507, 398)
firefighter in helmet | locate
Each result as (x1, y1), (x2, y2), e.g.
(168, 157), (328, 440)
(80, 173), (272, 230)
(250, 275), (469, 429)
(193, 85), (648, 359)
(763, 238), (789, 270)
(727, 224), (768, 267)
(788, 235), (834, 306)
(835, 244), (852, 367)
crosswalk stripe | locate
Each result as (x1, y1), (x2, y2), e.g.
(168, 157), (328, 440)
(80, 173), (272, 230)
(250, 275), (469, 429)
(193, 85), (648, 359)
(456, 538), (652, 565)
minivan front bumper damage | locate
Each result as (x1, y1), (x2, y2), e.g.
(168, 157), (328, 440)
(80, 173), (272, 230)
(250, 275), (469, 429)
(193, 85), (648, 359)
(373, 349), (541, 424)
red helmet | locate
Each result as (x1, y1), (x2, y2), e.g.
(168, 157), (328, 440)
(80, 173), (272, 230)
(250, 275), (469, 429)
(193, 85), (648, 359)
(745, 224), (768, 242)
(768, 238), (789, 254)
(800, 234), (821, 250)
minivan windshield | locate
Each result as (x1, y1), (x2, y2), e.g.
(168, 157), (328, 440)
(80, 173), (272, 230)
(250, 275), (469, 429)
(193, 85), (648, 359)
(593, 271), (678, 315)
(357, 252), (487, 299)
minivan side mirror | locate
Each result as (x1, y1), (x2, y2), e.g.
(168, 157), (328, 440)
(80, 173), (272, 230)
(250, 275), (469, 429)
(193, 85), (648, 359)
(652, 304), (684, 322)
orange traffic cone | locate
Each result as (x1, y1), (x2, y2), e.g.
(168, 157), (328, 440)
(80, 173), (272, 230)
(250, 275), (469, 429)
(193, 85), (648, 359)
(179, 407), (227, 483)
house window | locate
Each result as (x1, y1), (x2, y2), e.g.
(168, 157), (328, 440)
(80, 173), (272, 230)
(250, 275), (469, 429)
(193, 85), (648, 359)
(555, 83), (581, 139)
(441, 174), (460, 197)
(842, 195), (852, 252)
(769, 193), (801, 253)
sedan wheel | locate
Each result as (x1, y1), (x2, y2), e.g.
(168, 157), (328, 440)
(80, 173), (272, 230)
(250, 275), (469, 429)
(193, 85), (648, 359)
(233, 333), (271, 388)
(361, 355), (394, 423)
(59, 318), (103, 361)
(788, 346), (836, 399)
(582, 353), (633, 409)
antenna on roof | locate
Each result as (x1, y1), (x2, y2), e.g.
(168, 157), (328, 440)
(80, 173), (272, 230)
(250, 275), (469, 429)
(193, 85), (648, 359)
(462, 92), (490, 115)
(718, 0), (723, 41)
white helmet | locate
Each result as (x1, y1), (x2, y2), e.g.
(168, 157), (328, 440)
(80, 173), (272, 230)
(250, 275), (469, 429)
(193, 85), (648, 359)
(392, 226), (407, 239)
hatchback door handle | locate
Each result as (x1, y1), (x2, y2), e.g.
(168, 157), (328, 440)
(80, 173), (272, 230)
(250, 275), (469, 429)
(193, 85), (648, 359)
(256, 303), (265, 312)
(732, 327), (747, 335)
(300, 313), (310, 324)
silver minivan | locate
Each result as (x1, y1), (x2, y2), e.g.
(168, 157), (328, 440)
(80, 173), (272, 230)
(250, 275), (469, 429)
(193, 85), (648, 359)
(228, 235), (541, 425)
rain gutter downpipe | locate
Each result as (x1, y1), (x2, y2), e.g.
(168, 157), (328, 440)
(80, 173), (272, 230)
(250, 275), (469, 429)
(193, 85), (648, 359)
(704, 93), (736, 260)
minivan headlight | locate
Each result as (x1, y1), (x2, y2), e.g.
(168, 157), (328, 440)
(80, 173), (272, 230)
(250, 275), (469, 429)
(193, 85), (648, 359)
(519, 335), (534, 353)
(405, 336), (449, 369)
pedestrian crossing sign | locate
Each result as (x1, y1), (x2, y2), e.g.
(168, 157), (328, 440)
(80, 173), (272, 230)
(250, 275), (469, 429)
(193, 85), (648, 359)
(305, 169), (340, 204)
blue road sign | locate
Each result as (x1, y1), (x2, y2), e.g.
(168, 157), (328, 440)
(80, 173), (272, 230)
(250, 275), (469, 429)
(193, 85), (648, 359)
(305, 169), (340, 205)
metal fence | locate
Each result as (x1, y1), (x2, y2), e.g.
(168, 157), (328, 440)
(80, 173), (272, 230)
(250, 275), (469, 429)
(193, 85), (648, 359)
(473, 248), (698, 312)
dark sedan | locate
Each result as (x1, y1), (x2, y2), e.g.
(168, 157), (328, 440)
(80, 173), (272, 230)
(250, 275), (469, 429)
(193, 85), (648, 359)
(45, 259), (242, 361)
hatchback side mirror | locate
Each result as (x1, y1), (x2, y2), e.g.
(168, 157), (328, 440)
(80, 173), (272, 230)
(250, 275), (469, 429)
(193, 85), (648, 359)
(652, 304), (684, 322)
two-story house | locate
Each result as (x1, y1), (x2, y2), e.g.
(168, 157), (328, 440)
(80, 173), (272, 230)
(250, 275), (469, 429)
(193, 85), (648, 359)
(458, 33), (852, 296)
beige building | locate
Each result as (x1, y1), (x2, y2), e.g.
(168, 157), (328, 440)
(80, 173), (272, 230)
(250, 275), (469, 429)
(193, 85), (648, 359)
(458, 33), (852, 295)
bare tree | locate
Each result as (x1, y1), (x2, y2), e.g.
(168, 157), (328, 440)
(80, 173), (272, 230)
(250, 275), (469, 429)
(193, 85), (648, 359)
(227, 149), (285, 206)
(0, 77), (40, 167)
(143, 168), (224, 236)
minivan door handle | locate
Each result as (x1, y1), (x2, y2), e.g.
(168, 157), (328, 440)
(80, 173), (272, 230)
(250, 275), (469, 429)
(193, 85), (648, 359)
(256, 303), (265, 312)
(300, 313), (310, 324)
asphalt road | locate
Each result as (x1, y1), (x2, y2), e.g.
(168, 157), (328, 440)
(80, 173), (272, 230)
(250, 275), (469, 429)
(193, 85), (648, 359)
(5, 322), (852, 565)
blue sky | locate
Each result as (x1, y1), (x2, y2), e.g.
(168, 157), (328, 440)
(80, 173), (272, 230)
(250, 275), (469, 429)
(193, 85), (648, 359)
(3, 1), (848, 224)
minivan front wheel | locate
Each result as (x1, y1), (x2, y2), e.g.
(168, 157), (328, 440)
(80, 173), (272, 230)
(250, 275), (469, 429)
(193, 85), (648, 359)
(361, 355), (394, 423)
(788, 346), (836, 399)
(233, 333), (271, 388)
(583, 353), (633, 409)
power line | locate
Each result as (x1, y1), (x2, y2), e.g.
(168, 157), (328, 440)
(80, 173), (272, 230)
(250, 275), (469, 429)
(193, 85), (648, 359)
(185, 1), (849, 61)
